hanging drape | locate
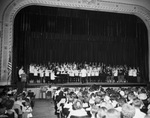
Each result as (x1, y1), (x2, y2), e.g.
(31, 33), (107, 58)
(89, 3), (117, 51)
(13, 5), (148, 83)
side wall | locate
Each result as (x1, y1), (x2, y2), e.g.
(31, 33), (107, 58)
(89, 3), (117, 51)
(0, 0), (150, 85)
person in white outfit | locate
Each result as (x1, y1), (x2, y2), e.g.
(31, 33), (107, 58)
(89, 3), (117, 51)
(132, 99), (146, 118)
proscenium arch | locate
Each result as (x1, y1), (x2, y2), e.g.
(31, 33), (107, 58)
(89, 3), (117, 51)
(1, 0), (150, 85)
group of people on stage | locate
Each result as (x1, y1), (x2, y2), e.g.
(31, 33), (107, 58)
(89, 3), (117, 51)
(25, 62), (141, 84)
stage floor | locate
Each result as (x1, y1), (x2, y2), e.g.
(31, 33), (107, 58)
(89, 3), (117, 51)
(27, 82), (147, 88)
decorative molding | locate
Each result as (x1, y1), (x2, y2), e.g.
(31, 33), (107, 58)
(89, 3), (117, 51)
(5, 23), (8, 27)
(1, 0), (150, 82)
(0, 31), (2, 38)
(0, 21), (2, 80)
(4, 46), (7, 50)
(82, 0), (97, 5)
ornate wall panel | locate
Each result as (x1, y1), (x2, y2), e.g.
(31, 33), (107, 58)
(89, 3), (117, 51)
(0, 21), (2, 83)
(0, 0), (150, 85)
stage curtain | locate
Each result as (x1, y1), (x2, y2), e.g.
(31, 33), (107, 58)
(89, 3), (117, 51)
(13, 6), (148, 82)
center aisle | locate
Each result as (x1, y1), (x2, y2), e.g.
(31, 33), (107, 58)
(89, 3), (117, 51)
(32, 99), (57, 118)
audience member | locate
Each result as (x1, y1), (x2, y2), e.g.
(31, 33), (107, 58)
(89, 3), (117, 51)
(106, 108), (121, 118)
(68, 99), (88, 118)
(121, 103), (135, 118)
(132, 99), (146, 118)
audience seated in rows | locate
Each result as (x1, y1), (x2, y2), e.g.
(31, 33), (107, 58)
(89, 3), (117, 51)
(53, 85), (150, 118)
(0, 87), (35, 118)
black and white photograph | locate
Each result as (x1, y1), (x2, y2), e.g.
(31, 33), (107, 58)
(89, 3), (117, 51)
(0, 0), (150, 118)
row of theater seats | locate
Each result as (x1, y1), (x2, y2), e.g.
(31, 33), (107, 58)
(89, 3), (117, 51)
(53, 85), (150, 118)
(0, 88), (35, 118)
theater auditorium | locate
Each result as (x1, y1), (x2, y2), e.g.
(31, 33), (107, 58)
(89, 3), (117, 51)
(0, 0), (150, 118)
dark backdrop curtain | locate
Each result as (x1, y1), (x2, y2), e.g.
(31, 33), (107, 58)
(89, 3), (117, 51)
(13, 5), (148, 83)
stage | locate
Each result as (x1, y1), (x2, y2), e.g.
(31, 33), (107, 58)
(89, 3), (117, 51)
(0, 82), (148, 89)
(26, 82), (147, 88)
